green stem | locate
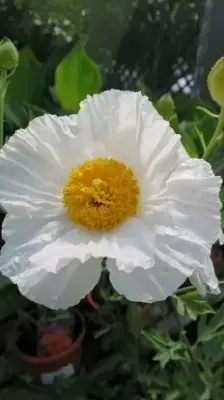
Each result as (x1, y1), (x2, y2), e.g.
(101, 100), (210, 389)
(169, 298), (201, 376)
(0, 70), (7, 149)
(175, 279), (224, 296)
(203, 106), (224, 160)
(134, 335), (140, 379)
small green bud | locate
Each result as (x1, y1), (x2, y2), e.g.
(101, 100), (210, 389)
(207, 57), (224, 107)
(0, 38), (19, 70)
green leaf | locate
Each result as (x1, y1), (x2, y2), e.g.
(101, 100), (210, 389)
(154, 350), (173, 368)
(141, 331), (189, 368)
(173, 292), (214, 321)
(197, 302), (224, 343)
(197, 315), (207, 339)
(157, 94), (175, 121)
(169, 114), (180, 132)
(195, 115), (217, 146)
(211, 388), (224, 400)
(165, 390), (182, 400)
(7, 48), (42, 103)
(180, 130), (199, 158)
(55, 41), (102, 111)
(5, 102), (28, 129)
(153, 344), (190, 368)
(141, 331), (172, 351)
(198, 388), (211, 400)
(194, 127), (207, 152)
(126, 303), (147, 337)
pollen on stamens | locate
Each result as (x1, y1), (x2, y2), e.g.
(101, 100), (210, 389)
(62, 157), (139, 231)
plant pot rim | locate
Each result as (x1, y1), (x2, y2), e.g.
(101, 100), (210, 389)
(15, 308), (86, 365)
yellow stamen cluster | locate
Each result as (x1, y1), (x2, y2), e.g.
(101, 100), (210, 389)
(62, 157), (139, 231)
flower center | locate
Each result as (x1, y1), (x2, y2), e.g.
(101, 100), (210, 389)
(62, 157), (139, 231)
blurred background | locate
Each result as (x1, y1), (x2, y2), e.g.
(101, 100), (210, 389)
(0, 0), (222, 104)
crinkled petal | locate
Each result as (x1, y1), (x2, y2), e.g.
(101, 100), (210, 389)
(190, 256), (220, 296)
(0, 114), (91, 216)
(77, 90), (188, 196)
(11, 258), (101, 310)
(28, 218), (155, 273)
(107, 253), (191, 302)
(108, 227), (220, 303)
(142, 158), (221, 295)
(0, 214), (73, 278)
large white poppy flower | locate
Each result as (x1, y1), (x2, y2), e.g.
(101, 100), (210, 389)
(0, 90), (222, 309)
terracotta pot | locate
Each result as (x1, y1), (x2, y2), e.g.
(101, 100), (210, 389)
(15, 309), (86, 382)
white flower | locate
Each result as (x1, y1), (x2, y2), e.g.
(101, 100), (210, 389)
(0, 90), (222, 309)
(219, 231), (224, 245)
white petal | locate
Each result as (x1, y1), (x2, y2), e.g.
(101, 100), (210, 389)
(0, 214), (73, 277)
(190, 257), (220, 296)
(219, 230), (224, 245)
(108, 227), (220, 302)
(11, 258), (102, 310)
(0, 114), (89, 216)
(77, 90), (186, 181)
(143, 159), (221, 278)
(28, 218), (155, 273)
(108, 254), (190, 303)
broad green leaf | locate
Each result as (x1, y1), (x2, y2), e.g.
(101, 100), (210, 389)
(197, 315), (207, 339)
(153, 343), (189, 368)
(141, 331), (173, 350)
(195, 115), (217, 146)
(154, 350), (173, 368)
(157, 94), (176, 121)
(211, 388), (224, 400)
(55, 41), (102, 111)
(173, 292), (214, 321)
(150, 372), (170, 389)
(5, 102), (28, 129)
(142, 331), (189, 368)
(33, 42), (75, 107)
(7, 48), (42, 103)
(180, 131), (199, 158)
(165, 390), (182, 400)
(198, 388), (211, 400)
(197, 302), (224, 343)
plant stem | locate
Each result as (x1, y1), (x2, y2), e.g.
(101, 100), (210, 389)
(175, 279), (224, 296)
(169, 297), (201, 375)
(0, 69), (7, 149)
(203, 106), (224, 160)
(134, 334), (140, 379)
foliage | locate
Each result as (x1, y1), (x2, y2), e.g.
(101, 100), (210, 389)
(3, 40), (102, 140)
(8, 293), (224, 400)
(7, 47), (42, 104)
(173, 290), (214, 320)
(55, 41), (102, 111)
